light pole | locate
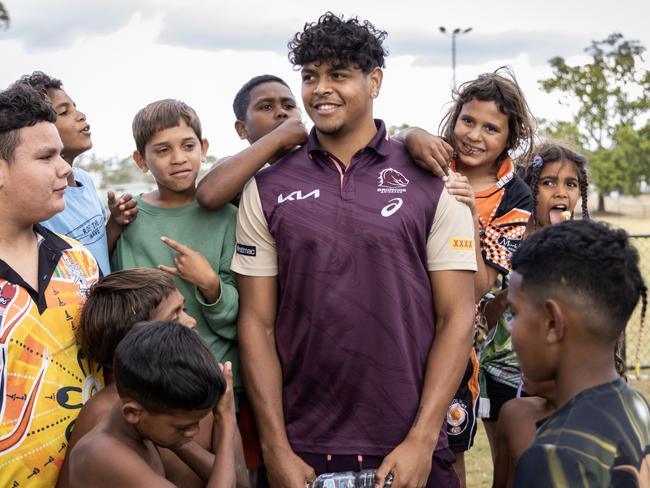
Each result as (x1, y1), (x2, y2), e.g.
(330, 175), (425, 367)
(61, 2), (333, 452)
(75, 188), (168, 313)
(439, 26), (472, 89)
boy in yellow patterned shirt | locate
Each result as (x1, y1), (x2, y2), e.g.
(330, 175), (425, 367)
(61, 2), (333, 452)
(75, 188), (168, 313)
(0, 83), (102, 486)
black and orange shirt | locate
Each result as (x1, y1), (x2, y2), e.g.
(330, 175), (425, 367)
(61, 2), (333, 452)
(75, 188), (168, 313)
(453, 159), (532, 274)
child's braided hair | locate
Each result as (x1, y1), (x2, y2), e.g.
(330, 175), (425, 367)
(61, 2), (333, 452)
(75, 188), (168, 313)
(520, 140), (590, 227)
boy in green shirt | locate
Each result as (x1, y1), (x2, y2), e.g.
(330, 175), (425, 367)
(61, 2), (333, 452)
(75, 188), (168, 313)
(111, 99), (239, 391)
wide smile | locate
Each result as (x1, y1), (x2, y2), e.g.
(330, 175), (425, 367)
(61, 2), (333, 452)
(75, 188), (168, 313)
(311, 101), (342, 115)
(459, 141), (485, 156)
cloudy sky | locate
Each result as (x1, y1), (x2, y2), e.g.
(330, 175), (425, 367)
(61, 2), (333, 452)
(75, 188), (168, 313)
(1, 0), (648, 160)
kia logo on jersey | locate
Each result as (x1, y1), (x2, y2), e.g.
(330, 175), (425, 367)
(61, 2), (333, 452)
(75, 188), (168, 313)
(277, 189), (320, 204)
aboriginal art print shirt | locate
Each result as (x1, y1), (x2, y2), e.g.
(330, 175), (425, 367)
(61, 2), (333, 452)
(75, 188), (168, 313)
(0, 225), (102, 487)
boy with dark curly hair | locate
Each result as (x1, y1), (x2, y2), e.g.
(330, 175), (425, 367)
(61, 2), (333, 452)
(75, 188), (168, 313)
(233, 12), (476, 488)
(508, 220), (650, 487)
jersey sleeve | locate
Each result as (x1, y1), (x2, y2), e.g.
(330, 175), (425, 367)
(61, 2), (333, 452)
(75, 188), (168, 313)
(427, 189), (477, 272)
(230, 178), (278, 276)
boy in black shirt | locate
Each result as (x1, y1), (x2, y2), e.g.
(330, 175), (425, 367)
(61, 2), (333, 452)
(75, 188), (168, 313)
(508, 220), (650, 487)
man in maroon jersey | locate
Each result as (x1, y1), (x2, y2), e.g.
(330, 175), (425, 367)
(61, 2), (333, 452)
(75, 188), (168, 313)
(232, 12), (476, 488)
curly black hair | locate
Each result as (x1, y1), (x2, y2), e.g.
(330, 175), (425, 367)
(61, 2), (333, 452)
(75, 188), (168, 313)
(439, 66), (535, 170)
(288, 12), (388, 72)
(0, 84), (57, 161)
(11, 70), (63, 99)
(520, 140), (590, 228)
(512, 220), (646, 345)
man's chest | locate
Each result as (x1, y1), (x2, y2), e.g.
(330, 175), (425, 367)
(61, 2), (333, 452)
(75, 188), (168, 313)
(259, 165), (441, 246)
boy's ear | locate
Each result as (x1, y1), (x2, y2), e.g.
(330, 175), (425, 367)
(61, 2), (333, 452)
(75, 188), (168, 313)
(542, 298), (566, 345)
(201, 138), (209, 160)
(367, 67), (383, 99)
(122, 400), (145, 425)
(234, 120), (248, 141)
(133, 150), (148, 173)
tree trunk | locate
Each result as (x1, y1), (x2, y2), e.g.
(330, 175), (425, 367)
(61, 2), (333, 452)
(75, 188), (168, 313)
(597, 192), (606, 213)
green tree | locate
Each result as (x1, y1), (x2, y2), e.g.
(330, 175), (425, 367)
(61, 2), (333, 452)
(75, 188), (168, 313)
(388, 123), (410, 137)
(539, 33), (650, 212)
(0, 2), (9, 30)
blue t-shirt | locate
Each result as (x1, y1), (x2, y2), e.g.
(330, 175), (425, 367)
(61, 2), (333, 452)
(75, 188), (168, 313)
(41, 168), (111, 275)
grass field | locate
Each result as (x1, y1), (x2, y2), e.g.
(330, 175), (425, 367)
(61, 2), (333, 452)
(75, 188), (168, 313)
(464, 197), (650, 487)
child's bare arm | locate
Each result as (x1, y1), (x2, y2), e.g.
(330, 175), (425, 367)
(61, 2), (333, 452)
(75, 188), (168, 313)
(206, 361), (237, 488)
(492, 400), (519, 488)
(196, 117), (308, 210)
(168, 427), (247, 488)
(393, 127), (453, 179)
(57, 393), (114, 488)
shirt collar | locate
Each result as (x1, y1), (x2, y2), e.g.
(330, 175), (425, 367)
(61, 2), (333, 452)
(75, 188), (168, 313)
(306, 119), (391, 158)
(34, 223), (73, 253)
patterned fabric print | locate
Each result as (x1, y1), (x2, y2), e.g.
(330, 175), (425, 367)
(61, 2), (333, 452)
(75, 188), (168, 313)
(449, 158), (530, 274)
(478, 271), (520, 385)
(515, 379), (650, 487)
(474, 160), (531, 274)
(0, 237), (102, 487)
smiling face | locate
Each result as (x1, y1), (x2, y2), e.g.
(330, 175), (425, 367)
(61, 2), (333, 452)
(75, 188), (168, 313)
(0, 121), (71, 224)
(535, 159), (580, 227)
(301, 61), (381, 138)
(453, 99), (509, 172)
(236, 82), (299, 144)
(134, 120), (207, 197)
(150, 289), (196, 329)
(47, 89), (92, 162)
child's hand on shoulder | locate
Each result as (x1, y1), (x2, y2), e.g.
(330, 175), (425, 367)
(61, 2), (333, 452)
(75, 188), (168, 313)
(444, 171), (477, 217)
(404, 128), (454, 179)
(214, 361), (236, 425)
(159, 236), (221, 303)
(107, 191), (138, 225)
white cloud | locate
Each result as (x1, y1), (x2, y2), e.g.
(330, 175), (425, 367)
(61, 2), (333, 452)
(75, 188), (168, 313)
(1, 0), (649, 161)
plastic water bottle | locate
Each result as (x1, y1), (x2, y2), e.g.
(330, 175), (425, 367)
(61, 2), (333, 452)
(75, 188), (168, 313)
(306, 469), (393, 487)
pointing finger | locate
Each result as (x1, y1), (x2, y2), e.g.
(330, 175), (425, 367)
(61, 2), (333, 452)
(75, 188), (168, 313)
(161, 236), (190, 254)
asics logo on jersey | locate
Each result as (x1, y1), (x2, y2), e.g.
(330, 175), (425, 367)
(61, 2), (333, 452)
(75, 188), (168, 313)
(277, 189), (320, 204)
(381, 198), (403, 217)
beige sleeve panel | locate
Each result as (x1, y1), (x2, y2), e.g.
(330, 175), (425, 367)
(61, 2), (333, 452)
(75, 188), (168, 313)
(230, 178), (279, 276)
(427, 188), (478, 271)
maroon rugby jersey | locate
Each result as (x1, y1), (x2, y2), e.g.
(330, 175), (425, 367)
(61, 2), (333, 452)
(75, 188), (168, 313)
(232, 120), (476, 455)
